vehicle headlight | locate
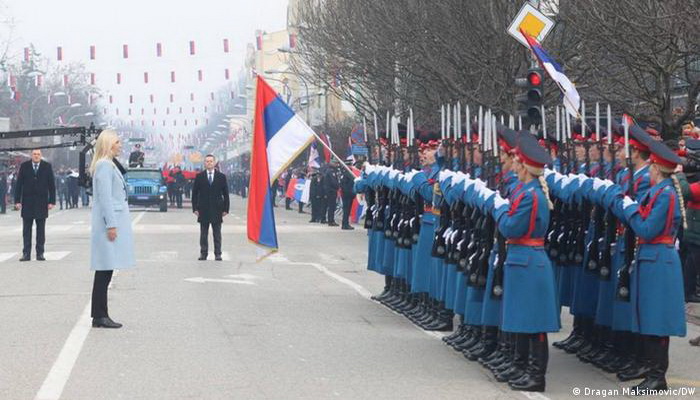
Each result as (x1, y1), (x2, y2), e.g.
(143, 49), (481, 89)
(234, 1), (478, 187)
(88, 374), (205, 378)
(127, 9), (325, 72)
(159, 186), (167, 193)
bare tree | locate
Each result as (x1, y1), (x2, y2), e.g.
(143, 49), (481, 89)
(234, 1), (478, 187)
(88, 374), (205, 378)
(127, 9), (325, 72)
(294, 0), (700, 138)
(558, 0), (700, 137)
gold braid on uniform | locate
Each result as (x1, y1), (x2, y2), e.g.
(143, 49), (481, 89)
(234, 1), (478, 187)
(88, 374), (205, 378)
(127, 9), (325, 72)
(524, 164), (554, 210)
(671, 173), (688, 230)
(538, 175), (555, 210)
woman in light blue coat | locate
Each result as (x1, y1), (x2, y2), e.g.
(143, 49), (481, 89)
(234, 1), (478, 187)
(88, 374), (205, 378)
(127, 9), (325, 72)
(90, 130), (135, 329)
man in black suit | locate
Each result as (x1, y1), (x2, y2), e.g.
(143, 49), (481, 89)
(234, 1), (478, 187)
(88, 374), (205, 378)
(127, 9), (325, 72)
(322, 161), (340, 227)
(0, 171), (7, 214)
(192, 154), (230, 261)
(14, 149), (56, 261)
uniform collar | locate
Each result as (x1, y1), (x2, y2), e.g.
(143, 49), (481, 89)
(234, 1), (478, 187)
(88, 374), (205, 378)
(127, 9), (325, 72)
(634, 163), (649, 178)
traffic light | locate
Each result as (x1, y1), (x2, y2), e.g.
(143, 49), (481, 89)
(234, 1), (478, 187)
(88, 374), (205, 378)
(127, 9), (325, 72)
(526, 68), (544, 126)
(515, 68), (544, 128)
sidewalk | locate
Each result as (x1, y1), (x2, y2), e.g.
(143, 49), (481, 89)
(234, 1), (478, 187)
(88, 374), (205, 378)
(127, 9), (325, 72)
(687, 303), (700, 326)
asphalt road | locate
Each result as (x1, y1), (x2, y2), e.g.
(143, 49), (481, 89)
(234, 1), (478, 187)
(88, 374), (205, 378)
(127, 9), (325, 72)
(1, 197), (699, 400)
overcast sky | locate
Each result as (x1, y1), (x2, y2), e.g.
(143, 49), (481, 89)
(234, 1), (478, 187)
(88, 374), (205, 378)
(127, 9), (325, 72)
(3, 0), (289, 130)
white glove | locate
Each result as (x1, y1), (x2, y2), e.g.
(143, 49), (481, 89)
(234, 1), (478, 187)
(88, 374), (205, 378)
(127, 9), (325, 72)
(494, 193), (510, 209)
(473, 179), (486, 193)
(453, 172), (468, 185)
(362, 161), (371, 170)
(552, 173), (564, 184)
(622, 196), (636, 211)
(592, 178), (606, 191)
(560, 175), (573, 189)
(463, 178), (476, 190)
(439, 170), (452, 182)
(480, 187), (495, 201)
(404, 170), (418, 181)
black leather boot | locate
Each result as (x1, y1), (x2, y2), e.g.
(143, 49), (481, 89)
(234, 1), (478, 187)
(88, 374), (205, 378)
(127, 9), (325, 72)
(425, 304), (453, 331)
(564, 316), (592, 354)
(456, 326), (481, 352)
(443, 317), (465, 344)
(509, 333), (547, 392)
(451, 324), (477, 349)
(553, 315), (580, 349)
(631, 336), (668, 392)
(617, 334), (649, 382)
(489, 335), (513, 373)
(371, 276), (393, 301)
(496, 333), (528, 382)
(465, 326), (497, 361)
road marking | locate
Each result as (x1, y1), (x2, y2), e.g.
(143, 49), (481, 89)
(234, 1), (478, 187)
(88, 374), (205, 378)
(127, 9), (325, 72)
(34, 303), (91, 400)
(225, 273), (260, 280)
(0, 252), (17, 262)
(34, 211), (145, 400)
(288, 261), (373, 299)
(276, 253), (550, 400)
(151, 251), (179, 261)
(184, 277), (256, 285)
(43, 252), (71, 261)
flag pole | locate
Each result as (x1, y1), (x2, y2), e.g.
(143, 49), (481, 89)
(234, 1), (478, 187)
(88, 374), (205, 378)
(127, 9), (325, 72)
(309, 130), (356, 176)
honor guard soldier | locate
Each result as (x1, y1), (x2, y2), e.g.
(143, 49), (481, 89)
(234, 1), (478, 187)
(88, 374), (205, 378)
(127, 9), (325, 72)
(465, 132), (560, 392)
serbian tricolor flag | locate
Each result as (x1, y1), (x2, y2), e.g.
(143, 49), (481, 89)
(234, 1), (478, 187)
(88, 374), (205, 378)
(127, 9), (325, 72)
(521, 29), (580, 117)
(248, 76), (316, 257)
(285, 178), (306, 202)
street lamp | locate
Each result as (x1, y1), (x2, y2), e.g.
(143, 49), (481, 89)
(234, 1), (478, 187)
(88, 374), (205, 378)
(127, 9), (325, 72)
(51, 103), (82, 125)
(265, 69), (310, 123)
(67, 112), (94, 125)
(29, 92), (67, 128)
(263, 77), (292, 104)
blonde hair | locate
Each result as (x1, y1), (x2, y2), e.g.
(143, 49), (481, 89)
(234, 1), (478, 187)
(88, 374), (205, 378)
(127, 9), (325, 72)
(524, 164), (554, 210)
(655, 163), (688, 230)
(671, 174), (688, 230)
(89, 129), (119, 175)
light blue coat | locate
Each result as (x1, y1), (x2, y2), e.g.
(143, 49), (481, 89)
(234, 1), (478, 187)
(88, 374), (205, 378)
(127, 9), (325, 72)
(91, 159), (136, 271)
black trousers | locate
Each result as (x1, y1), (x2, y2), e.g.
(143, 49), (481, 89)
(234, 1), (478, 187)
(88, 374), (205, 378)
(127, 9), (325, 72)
(22, 217), (46, 256)
(200, 221), (222, 256)
(175, 190), (183, 208)
(683, 243), (700, 298)
(341, 196), (354, 227)
(298, 201), (304, 213)
(91, 270), (114, 318)
(326, 195), (337, 223)
(0, 192), (5, 213)
(312, 196), (326, 222)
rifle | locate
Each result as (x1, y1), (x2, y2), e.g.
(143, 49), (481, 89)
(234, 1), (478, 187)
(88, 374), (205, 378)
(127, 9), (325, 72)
(573, 121), (592, 268)
(585, 105), (605, 274)
(598, 105), (616, 280)
(431, 136), (452, 259)
(491, 125), (507, 298)
(617, 120), (635, 301)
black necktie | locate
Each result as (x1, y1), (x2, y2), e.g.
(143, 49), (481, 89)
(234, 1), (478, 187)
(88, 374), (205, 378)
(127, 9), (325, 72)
(208, 173), (213, 185)
(33, 164), (38, 175)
